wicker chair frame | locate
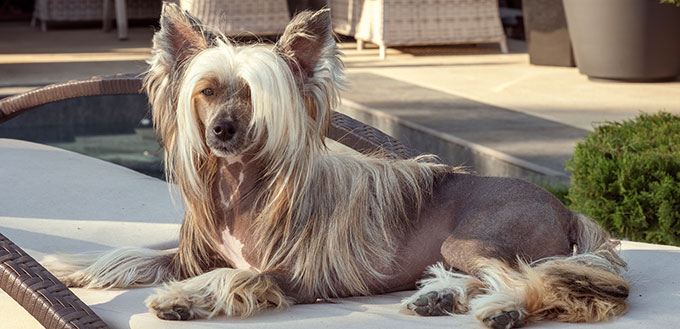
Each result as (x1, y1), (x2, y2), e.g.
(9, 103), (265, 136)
(178, 0), (291, 37)
(330, 0), (509, 59)
(0, 75), (418, 329)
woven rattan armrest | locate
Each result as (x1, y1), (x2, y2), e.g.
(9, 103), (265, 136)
(0, 74), (418, 159)
(0, 75), (418, 328)
(0, 233), (108, 329)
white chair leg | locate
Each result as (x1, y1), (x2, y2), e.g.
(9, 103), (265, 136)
(30, 9), (37, 27)
(499, 38), (509, 54)
(114, 0), (128, 40)
(103, 0), (113, 32)
(379, 45), (386, 60)
(357, 39), (364, 51)
(31, 2), (39, 28)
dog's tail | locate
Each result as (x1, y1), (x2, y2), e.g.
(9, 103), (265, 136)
(42, 247), (177, 289)
(571, 211), (625, 263)
(525, 211), (629, 322)
(470, 212), (629, 325)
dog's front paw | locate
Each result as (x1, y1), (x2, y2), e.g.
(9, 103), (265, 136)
(153, 304), (193, 321)
(146, 289), (199, 321)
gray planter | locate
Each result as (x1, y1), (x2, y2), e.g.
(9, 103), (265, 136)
(563, 0), (680, 81)
(523, 0), (575, 67)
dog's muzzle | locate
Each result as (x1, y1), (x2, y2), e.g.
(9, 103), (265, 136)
(212, 120), (237, 142)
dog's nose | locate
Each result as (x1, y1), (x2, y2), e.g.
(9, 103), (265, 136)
(212, 120), (237, 141)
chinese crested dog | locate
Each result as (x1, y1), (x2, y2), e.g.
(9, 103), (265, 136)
(44, 3), (629, 328)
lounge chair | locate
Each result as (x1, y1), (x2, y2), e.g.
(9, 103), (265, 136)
(1, 75), (679, 328)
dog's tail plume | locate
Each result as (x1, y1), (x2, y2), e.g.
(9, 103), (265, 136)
(520, 211), (629, 323)
(571, 211), (627, 268)
(42, 247), (177, 289)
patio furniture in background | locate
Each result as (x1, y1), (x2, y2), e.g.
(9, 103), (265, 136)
(178, 0), (291, 37)
(102, 0), (129, 40)
(523, 0), (575, 67)
(31, 0), (160, 40)
(330, 0), (508, 59)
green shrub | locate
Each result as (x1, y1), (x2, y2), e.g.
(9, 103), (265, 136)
(566, 112), (680, 246)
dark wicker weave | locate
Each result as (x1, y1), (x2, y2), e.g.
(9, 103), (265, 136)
(0, 74), (418, 159)
(0, 233), (108, 329)
(0, 75), (418, 329)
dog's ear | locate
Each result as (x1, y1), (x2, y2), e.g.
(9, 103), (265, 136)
(144, 3), (210, 152)
(154, 2), (208, 69)
(275, 9), (346, 136)
(275, 9), (336, 85)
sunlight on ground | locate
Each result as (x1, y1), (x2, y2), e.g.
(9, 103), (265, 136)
(0, 52), (151, 64)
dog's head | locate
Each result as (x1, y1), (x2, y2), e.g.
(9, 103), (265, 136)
(145, 3), (345, 163)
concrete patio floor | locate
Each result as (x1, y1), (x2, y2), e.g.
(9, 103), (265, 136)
(1, 23), (679, 183)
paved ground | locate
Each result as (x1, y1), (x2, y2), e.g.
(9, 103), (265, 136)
(1, 23), (679, 184)
(341, 40), (680, 131)
(0, 23), (152, 94)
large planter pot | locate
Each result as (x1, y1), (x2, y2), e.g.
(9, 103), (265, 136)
(563, 0), (680, 81)
(523, 0), (575, 67)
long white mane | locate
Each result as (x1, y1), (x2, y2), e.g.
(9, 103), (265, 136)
(145, 7), (453, 294)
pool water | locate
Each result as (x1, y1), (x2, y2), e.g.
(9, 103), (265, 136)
(0, 94), (165, 179)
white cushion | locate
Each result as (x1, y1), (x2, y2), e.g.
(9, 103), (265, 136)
(1, 138), (678, 329)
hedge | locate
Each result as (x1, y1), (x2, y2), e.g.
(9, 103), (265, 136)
(566, 112), (680, 246)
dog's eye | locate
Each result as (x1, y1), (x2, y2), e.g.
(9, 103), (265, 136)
(201, 88), (214, 96)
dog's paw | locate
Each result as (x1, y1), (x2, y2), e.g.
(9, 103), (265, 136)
(146, 289), (199, 321)
(482, 309), (526, 329)
(406, 289), (467, 316)
(407, 291), (453, 316)
(153, 304), (193, 321)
